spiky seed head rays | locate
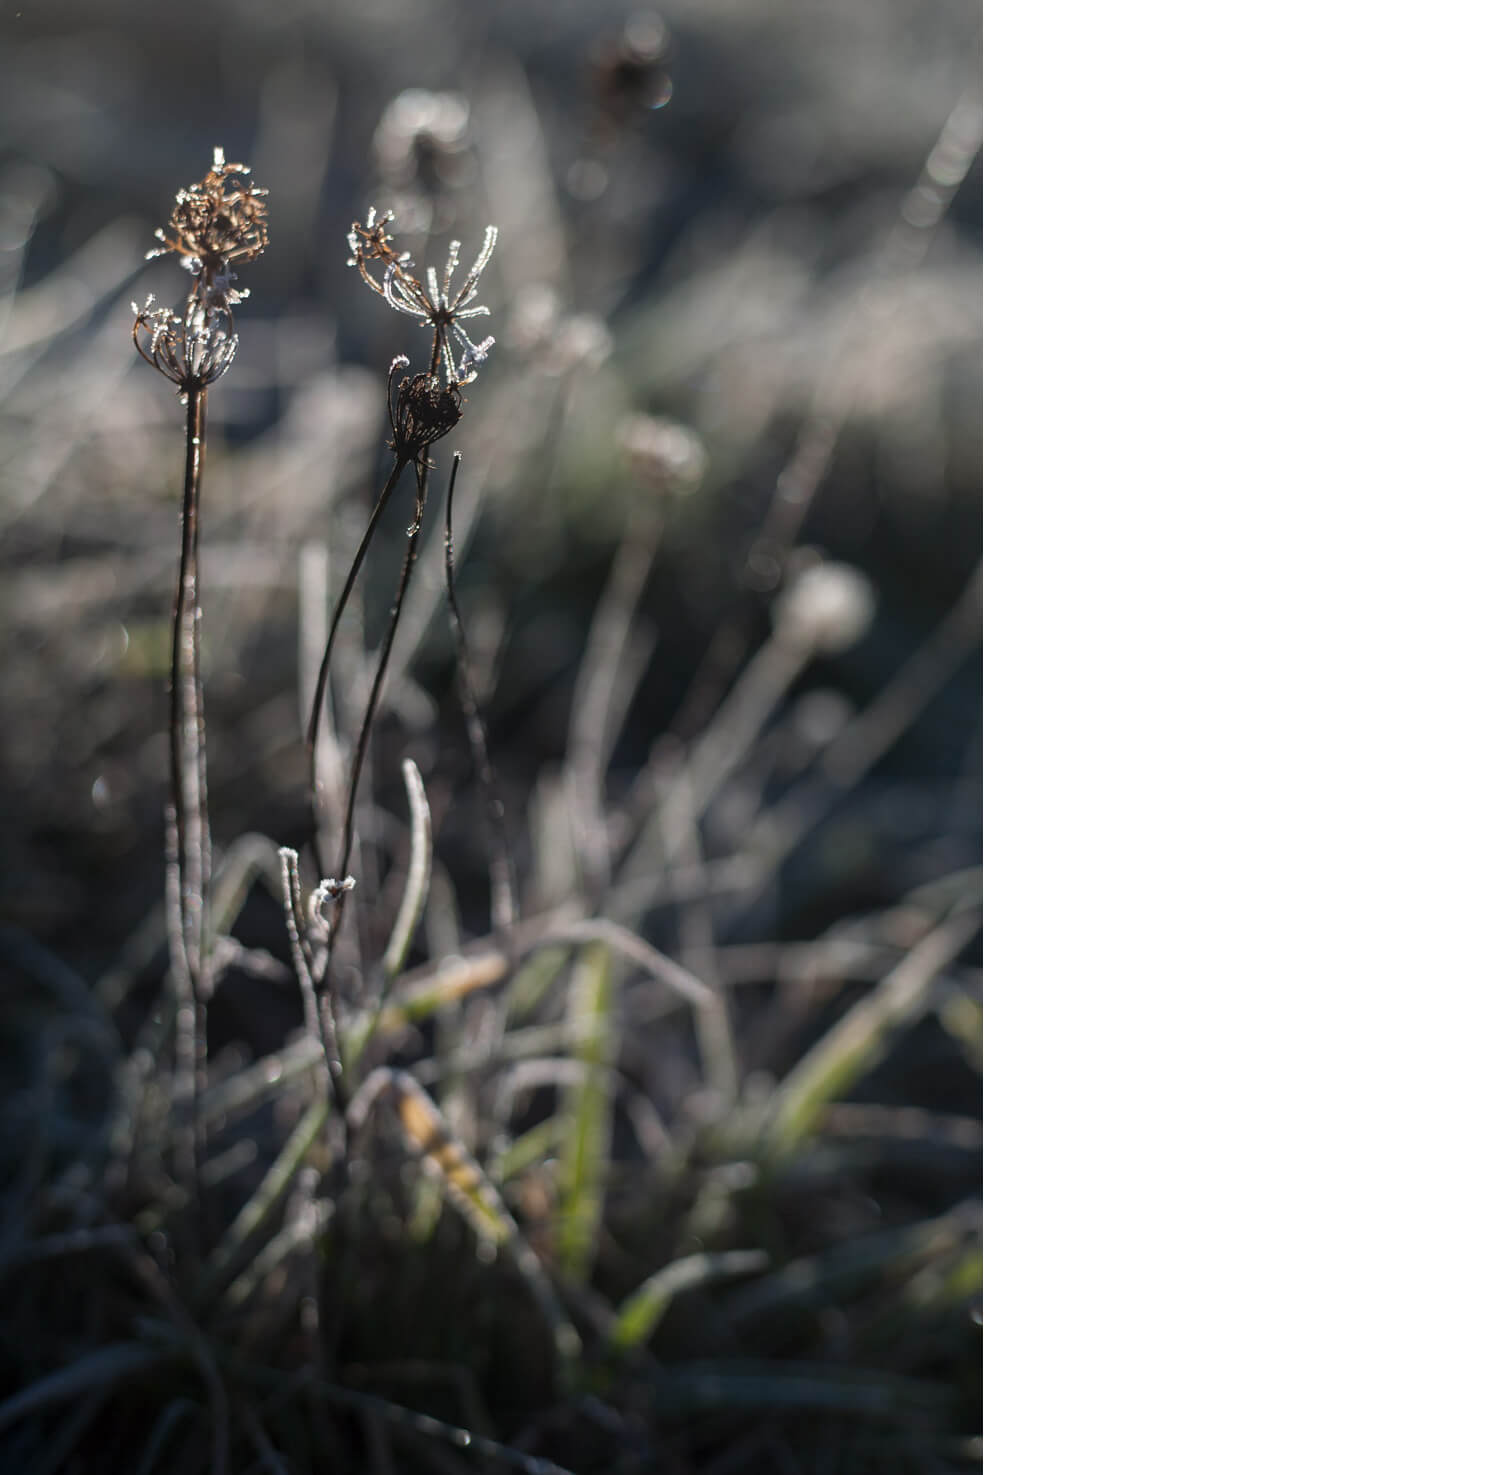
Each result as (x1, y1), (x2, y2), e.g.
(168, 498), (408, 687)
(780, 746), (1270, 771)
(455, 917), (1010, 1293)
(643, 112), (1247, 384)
(347, 209), (497, 388)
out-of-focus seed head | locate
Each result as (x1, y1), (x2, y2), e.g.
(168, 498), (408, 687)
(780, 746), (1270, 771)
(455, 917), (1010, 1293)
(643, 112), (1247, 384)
(550, 314), (613, 374)
(772, 561), (877, 654)
(372, 90), (473, 231)
(617, 413), (706, 497)
(373, 89), (471, 179)
(503, 286), (612, 376)
(590, 11), (675, 130)
(504, 284), (562, 355)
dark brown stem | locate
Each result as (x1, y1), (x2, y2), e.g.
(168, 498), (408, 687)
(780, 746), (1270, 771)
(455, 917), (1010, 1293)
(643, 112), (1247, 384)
(315, 452), (432, 1032)
(338, 453), (429, 887)
(306, 454), (411, 879)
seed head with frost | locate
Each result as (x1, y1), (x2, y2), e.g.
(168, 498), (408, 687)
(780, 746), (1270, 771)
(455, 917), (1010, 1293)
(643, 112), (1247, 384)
(773, 562), (877, 654)
(148, 147), (268, 320)
(131, 148), (266, 396)
(347, 209), (497, 388)
(131, 294), (239, 400)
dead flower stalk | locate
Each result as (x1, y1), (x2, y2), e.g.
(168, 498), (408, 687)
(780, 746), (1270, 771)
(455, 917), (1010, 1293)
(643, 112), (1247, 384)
(130, 147), (268, 1197)
(302, 210), (498, 1081)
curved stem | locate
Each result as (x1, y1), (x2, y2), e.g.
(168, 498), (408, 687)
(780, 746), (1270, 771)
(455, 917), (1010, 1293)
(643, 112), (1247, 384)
(338, 454), (429, 886)
(316, 451), (432, 1023)
(306, 454), (410, 878)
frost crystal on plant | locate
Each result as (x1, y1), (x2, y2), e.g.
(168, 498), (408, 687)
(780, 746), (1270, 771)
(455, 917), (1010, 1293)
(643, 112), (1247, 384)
(347, 210), (498, 389)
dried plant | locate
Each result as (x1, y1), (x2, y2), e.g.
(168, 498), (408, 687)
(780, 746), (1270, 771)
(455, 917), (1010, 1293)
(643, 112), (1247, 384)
(129, 146), (268, 1199)
(302, 212), (500, 1091)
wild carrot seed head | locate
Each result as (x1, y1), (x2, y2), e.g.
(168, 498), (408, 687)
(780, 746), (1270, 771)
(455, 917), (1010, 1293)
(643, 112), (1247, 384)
(132, 148), (267, 395)
(347, 208), (497, 389)
(385, 355), (465, 457)
(130, 293), (239, 399)
(148, 148), (268, 310)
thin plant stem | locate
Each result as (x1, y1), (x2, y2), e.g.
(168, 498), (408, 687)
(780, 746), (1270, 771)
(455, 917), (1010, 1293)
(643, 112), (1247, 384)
(338, 454), (429, 888)
(306, 454), (412, 880)
(442, 452), (516, 935)
(315, 451), (432, 1018)
(167, 383), (209, 1202)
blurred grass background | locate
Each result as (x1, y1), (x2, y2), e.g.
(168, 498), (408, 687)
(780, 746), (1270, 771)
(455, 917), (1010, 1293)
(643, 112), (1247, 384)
(0, 0), (980, 977)
(0, 1), (981, 1468)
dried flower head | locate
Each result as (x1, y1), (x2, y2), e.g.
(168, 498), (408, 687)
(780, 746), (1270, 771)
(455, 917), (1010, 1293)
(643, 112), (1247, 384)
(130, 293), (239, 398)
(617, 413), (707, 496)
(149, 147), (268, 317)
(347, 209), (497, 389)
(385, 355), (464, 457)
(132, 148), (266, 394)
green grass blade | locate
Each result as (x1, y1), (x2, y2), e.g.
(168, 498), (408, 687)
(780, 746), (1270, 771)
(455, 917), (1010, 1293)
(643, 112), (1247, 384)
(759, 907), (982, 1160)
(555, 939), (615, 1284)
(493, 1116), (561, 1181)
(198, 1098), (329, 1299)
(607, 1249), (768, 1354)
(504, 943), (570, 1020)
(936, 982), (982, 1071)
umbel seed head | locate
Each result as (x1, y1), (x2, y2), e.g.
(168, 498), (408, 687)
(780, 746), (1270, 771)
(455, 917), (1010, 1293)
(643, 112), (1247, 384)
(149, 147), (268, 316)
(132, 147), (266, 394)
(386, 356), (464, 456)
(348, 209), (498, 390)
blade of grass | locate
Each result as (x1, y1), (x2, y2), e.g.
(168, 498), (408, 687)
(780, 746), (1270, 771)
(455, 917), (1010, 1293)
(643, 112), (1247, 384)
(197, 1099), (330, 1300)
(607, 1250), (768, 1355)
(493, 1117), (561, 1181)
(537, 918), (735, 1103)
(555, 939), (615, 1285)
(350, 1070), (582, 1385)
(758, 907), (982, 1160)
(379, 758), (433, 984)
